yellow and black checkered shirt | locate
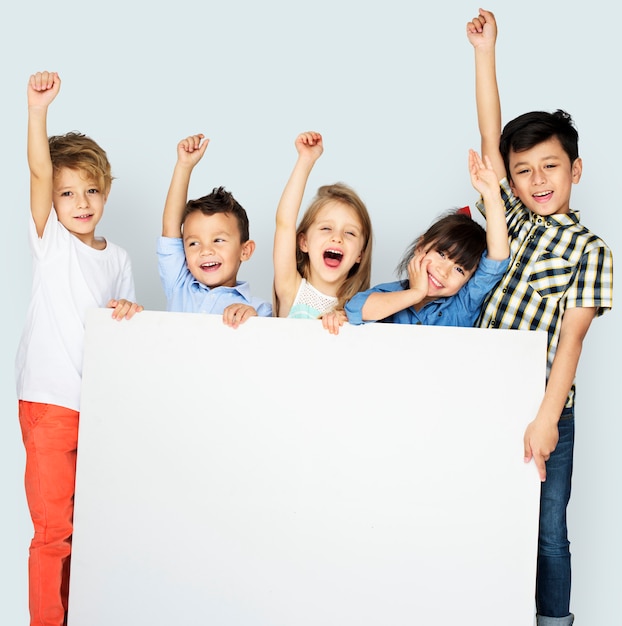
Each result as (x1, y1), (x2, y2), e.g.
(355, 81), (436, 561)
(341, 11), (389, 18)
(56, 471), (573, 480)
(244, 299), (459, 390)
(476, 179), (613, 408)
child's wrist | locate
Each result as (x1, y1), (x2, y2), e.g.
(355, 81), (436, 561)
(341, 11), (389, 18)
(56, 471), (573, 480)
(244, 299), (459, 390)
(28, 104), (50, 115)
(408, 287), (425, 303)
(475, 42), (496, 53)
(481, 191), (502, 205)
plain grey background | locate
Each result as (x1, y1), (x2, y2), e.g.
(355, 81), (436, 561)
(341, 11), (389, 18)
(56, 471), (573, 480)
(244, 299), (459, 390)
(1, 1), (619, 623)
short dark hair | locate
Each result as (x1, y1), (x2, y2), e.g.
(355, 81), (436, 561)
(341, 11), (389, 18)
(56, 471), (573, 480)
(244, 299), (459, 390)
(182, 186), (250, 242)
(500, 110), (579, 181)
(396, 211), (486, 279)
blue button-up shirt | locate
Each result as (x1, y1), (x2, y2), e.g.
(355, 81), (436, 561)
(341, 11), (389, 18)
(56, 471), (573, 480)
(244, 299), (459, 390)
(157, 237), (272, 316)
(345, 253), (508, 327)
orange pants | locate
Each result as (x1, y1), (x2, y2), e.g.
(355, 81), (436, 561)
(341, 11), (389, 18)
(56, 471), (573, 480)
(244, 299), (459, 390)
(19, 401), (79, 626)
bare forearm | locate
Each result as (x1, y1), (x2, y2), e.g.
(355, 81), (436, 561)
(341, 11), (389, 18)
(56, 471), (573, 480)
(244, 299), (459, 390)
(536, 308), (595, 424)
(475, 47), (501, 152)
(275, 156), (316, 230)
(474, 46), (506, 181)
(162, 163), (193, 238)
(481, 190), (509, 261)
(537, 338), (583, 425)
(361, 289), (424, 321)
(28, 105), (54, 234)
(27, 106), (53, 179)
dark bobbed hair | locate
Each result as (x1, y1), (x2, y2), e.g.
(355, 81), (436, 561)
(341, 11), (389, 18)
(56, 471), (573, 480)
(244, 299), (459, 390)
(182, 186), (250, 242)
(396, 211), (486, 279)
(500, 109), (579, 181)
(48, 131), (113, 193)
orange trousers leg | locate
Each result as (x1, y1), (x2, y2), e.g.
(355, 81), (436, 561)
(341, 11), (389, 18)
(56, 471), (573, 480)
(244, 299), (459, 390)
(19, 401), (79, 626)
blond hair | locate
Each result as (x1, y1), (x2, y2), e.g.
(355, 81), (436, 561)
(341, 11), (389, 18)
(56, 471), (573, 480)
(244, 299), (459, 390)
(48, 131), (113, 193)
(296, 183), (373, 309)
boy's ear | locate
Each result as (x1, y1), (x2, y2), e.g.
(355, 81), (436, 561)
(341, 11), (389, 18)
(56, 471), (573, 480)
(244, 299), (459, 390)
(571, 157), (583, 184)
(240, 240), (255, 261)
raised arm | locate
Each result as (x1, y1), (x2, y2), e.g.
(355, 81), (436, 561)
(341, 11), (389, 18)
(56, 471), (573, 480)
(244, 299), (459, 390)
(469, 149), (509, 261)
(27, 71), (61, 237)
(273, 131), (323, 315)
(162, 134), (209, 238)
(466, 8), (506, 181)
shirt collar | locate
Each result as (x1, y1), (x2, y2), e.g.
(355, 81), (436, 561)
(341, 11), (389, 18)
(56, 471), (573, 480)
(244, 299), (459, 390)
(529, 210), (581, 228)
(193, 279), (251, 299)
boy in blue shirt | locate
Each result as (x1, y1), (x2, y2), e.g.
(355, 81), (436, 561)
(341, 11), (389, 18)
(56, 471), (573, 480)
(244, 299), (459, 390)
(158, 134), (272, 325)
(467, 10), (613, 625)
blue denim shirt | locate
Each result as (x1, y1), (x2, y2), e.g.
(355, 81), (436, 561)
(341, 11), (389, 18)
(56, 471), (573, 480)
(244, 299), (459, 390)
(345, 252), (508, 327)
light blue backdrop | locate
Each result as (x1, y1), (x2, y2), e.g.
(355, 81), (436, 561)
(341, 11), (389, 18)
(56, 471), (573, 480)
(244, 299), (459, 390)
(1, 1), (619, 623)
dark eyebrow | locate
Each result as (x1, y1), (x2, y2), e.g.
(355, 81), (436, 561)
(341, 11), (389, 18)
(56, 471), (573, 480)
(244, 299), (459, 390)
(513, 154), (561, 168)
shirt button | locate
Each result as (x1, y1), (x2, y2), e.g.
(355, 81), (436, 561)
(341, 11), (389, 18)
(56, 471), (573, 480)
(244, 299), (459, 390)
(515, 262), (520, 268)
(438, 312), (442, 317)
(491, 320), (497, 327)
(502, 288), (507, 293)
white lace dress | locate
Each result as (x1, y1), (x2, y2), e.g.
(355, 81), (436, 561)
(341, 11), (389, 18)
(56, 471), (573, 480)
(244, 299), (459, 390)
(288, 279), (338, 319)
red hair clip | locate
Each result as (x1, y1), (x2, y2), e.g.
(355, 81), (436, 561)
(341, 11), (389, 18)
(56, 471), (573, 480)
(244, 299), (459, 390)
(456, 205), (472, 217)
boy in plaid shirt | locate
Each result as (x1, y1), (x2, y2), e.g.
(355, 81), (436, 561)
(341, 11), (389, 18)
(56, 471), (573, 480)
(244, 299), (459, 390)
(467, 9), (613, 626)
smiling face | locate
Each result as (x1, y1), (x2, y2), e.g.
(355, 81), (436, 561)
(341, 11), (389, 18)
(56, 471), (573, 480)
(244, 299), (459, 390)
(52, 167), (107, 245)
(508, 137), (582, 217)
(418, 246), (474, 304)
(298, 200), (366, 296)
(182, 211), (254, 289)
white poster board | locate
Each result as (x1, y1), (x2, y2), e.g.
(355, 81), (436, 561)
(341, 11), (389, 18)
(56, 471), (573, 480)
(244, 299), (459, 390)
(69, 309), (546, 625)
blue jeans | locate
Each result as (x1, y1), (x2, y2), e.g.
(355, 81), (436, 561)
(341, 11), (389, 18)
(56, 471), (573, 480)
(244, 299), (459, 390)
(536, 408), (574, 619)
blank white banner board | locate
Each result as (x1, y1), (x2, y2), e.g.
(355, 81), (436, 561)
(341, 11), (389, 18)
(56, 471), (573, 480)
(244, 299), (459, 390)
(69, 309), (546, 626)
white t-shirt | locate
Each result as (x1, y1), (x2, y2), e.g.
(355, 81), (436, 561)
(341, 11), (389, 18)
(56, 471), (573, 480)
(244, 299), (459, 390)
(15, 210), (136, 412)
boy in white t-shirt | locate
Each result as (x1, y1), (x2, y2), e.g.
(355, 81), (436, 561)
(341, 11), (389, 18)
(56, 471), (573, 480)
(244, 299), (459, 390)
(16, 71), (142, 626)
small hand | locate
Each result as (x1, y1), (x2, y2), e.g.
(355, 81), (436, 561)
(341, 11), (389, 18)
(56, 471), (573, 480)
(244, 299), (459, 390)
(295, 131), (323, 162)
(107, 299), (144, 320)
(177, 134), (209, 168)
(407, 250), (429, 301)
(223, 303), (258, 328)
(321, 309), (347, 335)
(28, 71), (61, 108)
(523, 418), (559, 481)
(466, 8), (497, 49)
(469, 149), (499, 196)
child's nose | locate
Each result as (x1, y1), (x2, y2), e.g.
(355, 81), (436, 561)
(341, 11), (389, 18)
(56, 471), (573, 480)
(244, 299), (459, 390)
(532, 168), (546, 184)
(438, 260), (451, 277)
